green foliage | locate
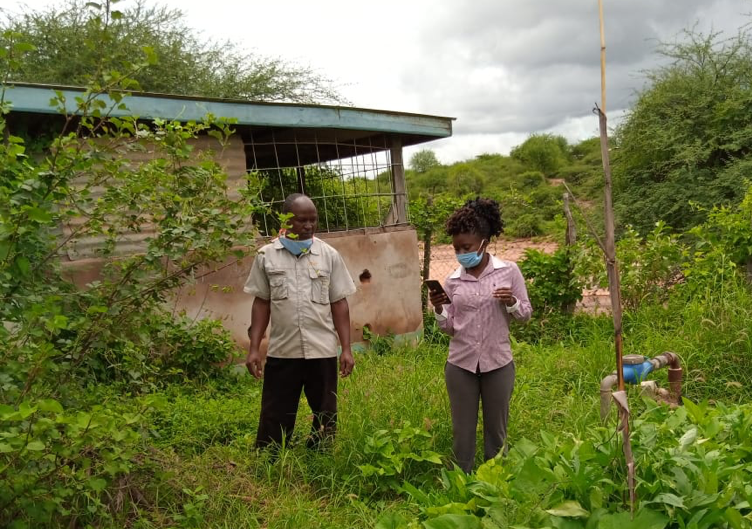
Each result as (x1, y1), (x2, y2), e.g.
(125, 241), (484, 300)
(688, 185), (752, 270)
(406, 139), (602, 241)
(519, 248), (583, 312)
(505, 212), (543, 238)
(579, 222), (684, 311)
(0, 24), (257, 527)
(392, 399), (752, 529)
(358, 422), (443, 493)
(89, 314), (240, 389)
(0, 397), (158, 527)
(0, 0), (342, 103)
(614, 27), (752, 234)
(150, 386), (261, 455)
(510, 133), (570, 176)
(409, 149), (441, 174)
(363, 326), (397, 356)
(410, 194), (464, 239)
(255, 165), (391, 234)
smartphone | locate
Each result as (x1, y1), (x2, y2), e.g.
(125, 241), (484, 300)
(424, 280), (451, 303)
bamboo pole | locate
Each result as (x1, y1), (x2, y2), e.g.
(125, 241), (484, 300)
(597, 0), (624, 392)
(597, 0), (634, 515)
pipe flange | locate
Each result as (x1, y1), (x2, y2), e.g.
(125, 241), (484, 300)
(623, 354), (647, 365)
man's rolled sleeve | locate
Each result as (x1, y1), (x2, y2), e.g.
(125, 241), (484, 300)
(243, 251), (271, 300)
(329, 252), (356, 302)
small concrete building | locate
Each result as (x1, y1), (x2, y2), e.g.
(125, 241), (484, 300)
(3, 83), (453, 351)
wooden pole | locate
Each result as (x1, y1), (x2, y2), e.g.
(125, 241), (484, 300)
(563, 192), (577, 314)
(390, 139), (408, 224)
(597, 0), (634, 515)
(597, 0), (624, 392)
(563, 192), (577, 247)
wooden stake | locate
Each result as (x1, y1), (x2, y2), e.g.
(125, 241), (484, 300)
(597, 0), (634, 516)
(598, 0), (607, 113)
(597, 0), (623, 393)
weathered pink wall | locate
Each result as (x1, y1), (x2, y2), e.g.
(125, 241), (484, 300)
(63, 227), (424, 355)
(171, 226), (424, 353)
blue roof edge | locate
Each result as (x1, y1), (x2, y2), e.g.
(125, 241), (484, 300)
(1, 83), (454, 139)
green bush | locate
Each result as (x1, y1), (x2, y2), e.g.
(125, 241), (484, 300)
(0, 398), (156, 527)
(88, 313), (240, 388)
(518, 248), (583, 313)
(506, 213), (543, 238)
(578, 222), (684, 311)
(391, 399), (752, 529)
(357, 422), (443, 494)
(520, 170), (545, 189)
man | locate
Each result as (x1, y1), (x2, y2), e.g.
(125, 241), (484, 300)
(243, 193), (356, 450)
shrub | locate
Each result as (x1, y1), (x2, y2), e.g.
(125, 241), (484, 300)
(519, 248), (583, 313)
(0, 398), (156, 527)
(578, 222), (684, 311)
(506, 213), (543, 238)
(391, 399), (752, 529)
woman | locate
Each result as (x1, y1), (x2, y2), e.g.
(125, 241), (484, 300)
(429, 197), (532, 473)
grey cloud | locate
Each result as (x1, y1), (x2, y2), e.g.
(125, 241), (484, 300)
(402, 0), (746, 137)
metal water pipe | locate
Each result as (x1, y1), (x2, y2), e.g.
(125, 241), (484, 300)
(600, 352), (683, 421)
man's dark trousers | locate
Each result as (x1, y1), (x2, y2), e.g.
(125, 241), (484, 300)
(255, 356), (338, 449)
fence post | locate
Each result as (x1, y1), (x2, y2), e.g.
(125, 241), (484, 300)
(563, 192), (577, 314)
(390, 139), (408, 224)
(421, 196), (433, 311)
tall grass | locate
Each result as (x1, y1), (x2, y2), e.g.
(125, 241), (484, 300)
(109, 276), (752, 527)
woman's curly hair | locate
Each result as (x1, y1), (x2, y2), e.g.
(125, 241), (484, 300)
(445, 197), (504, 239)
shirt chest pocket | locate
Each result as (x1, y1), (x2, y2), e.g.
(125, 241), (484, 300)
(309, 267), (331, 305)
(453, 289), (479, 311)
(267, 269), (288, 300)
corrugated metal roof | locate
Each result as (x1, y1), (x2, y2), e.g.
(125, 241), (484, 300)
(2, 83), (454, 141)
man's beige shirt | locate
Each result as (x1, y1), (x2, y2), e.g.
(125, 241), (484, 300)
(243, 238), (356, 359)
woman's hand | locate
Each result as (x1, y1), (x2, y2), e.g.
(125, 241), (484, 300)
(493, 287), (517, 307)
(429, 290), (450, 312)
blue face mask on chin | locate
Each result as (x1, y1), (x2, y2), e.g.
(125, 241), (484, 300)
(280, 235), (313, 256)
(456, 240), (486, 269)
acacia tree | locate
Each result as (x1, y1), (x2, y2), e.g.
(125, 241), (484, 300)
(613, 27), (752, 234)
(409, 149), (440, 173)
(0, 0), (344, 103)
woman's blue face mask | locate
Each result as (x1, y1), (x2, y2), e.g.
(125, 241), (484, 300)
(456, 240), (486, 269)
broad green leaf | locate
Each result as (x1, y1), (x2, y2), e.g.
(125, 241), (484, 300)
(88, 478), (107, 492)
(26, 207), (52, 223)
(724, 508), (743, 529)
(649, 493), (686, 508)
(38, 399), (64, 414)
(18, 401), (37, 419)
(16, 256), (31, 277)
(26, 440), (45, 451)
(423, 514), (482, 529)
(679, 427), (698, 448)
(376, 512), (408, 529)
(598, 509), (668, 529)
(545, 501), (589, 518)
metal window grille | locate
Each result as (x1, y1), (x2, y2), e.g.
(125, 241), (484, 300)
(245, 130), (407, 236)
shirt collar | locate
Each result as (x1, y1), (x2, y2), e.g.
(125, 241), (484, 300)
(449, 255), (507, 279)
(272, 236), (321, 255)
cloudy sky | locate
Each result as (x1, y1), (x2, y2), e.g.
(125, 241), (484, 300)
(9, 0), (751, 163)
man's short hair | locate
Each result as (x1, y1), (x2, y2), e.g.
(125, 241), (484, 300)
(282, 193), (308, 214)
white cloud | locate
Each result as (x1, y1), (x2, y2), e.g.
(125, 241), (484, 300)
(8, 0), (749, 162)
